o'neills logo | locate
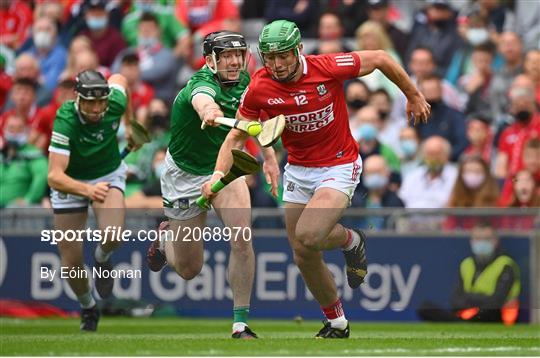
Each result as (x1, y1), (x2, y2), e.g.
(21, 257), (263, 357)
(285, 103), (334, 133)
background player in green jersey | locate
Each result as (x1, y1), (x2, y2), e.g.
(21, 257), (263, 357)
(146, 31), (279, 339)
(47, 70), (138, 331)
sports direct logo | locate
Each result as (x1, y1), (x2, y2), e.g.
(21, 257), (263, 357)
(285, 103), (334, 133)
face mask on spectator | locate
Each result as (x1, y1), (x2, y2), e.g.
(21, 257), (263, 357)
(363, 173), (388, 190)
(378, 110), (389, 121)
(425, 160), (445, 174)
(138, 36), (158, 48)
(347, 99), (367, 110)
(466, 28), (489, 46)
(462, 172), (485, 189)
(400, 139), (418, 157)
(87, 16), (108, 31)
(150, 114), (169, 131)
(4, 132), (28, 147)
(471, 240), (495, 258)
(138, 2), (154, 13)
(33, 31), (53, 49)
(515, 110), (532, 123)
(353, 123), (378, 141)
(154, 161), (167, 178)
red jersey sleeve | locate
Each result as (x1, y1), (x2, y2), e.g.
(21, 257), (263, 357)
(309, 52), (361, 82)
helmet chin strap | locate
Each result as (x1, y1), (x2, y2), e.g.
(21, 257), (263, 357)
(75, 96), (107, 122)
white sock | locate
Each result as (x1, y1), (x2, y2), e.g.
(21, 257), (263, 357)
(343, 229), (360, 251)
(232, 322), (247, 333)
(329, 316), (348, 330)
(95, 245), (112, 263)
(77, 291), (96, 309)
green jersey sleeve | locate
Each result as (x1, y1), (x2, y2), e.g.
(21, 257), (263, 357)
(108, 84), (127, 116)
(188, 75), (221, 101)
(49, 102), (75, 156)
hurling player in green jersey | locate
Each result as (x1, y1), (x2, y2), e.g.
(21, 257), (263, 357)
(48, 70), (139, 331)
(146, 31), (279, 339)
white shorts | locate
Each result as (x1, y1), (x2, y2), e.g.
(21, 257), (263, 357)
(282, 157), (363, 205)
(161, 151), (212, 221)
(51, 162), (127, 213)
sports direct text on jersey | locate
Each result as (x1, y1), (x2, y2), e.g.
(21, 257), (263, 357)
(285, 103), (334, 133)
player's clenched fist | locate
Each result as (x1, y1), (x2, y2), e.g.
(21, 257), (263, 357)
(406, 92), (431, 125)
(202, 107), (224, 127)
(87, 182), (110, 202)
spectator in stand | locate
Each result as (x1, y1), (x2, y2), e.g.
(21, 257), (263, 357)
(118, 51), (154, 125)
(489, 32), (523, 128)
(459, 42), (496, 116)
(507, 170), (540, 208)
(0, 0), (33, 51)
(417, 74), (468, 161)
(64, 35), (93, 76)
(494, 84), (540, 182)
(0, 113), (48, 208)
(24, 16), (67, 91)
(355, 20), (401, 99)
(125, 147), (166, 209)
(79, 0), (126, 67)
(0, 78), (40, 133)
(114, 13), (178, 104)
(122, 0), (190, 61)
(406, 0), (463, 75)
(392, 47), (463, 125)
(310, 10), (352, 56)
(264, 0), (317, 36)
(6, 54), (52, 107)
(0, 54), (13, 111)
(69, 49), (110, 78)
(398, 126), (421, 177)
(499, 138), (540, 207)
(399, 136), (458, 208)
(446, 10), (498, 87)
(369, 88), (402, 154)
(332, 0), (368, 37)
(445, 155), (499, 229)
(366, 0), (408, 62)
(523, 50), (540, 106)
(175, 0), (240, 37)
(345, 79), (370, 120)
(351, 105), (400, 172)
(30, 76), (76, 153)
(350, 155), (404, 230)
(507, 0), (540, 52)
(463, 112), (494, 164)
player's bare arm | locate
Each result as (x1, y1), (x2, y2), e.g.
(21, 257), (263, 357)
(47, 152), (109, 203)
(261, 146), (280, 197)
(192, 93), (224, 127)
(108, 74), (139, 151)
(355, 50), (431, 124)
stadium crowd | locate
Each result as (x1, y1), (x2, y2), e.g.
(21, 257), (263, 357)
(1, 0), (539, 228)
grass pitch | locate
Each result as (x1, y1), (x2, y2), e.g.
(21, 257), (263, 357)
(1, 317), (539, 356)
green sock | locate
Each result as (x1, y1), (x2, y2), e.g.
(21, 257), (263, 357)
(233, 306), (250, 324)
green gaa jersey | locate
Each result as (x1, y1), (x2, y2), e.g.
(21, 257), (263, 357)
(168, 66), (250, 175)
(49, 85), (127, 180)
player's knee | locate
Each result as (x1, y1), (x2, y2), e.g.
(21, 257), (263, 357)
(172, 260), (202, 280)
(295, 227), (323, 250)
(292, 246), (319, 268)
(230, 239), (253, 258)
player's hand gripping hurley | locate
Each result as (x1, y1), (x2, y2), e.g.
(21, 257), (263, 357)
(201, 114), (286, 147)
(196, 149), (261, 209)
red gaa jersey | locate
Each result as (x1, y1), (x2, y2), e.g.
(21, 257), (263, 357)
(239, 53), (361, 167)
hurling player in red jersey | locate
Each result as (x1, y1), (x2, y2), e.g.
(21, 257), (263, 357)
(202, 20), (430, 338)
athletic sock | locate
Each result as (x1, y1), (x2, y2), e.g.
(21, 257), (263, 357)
(233, 306), (250, 332)
(342, 229), (360, 251)
(94, 245), (112, 263)
(78, 291), (96, 309)
(321, 299), (348, 330)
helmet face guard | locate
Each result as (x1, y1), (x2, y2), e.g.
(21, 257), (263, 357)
(75, 70), (110, 122)
(203, 31), (249, 87)
(258, 20), (302, 82)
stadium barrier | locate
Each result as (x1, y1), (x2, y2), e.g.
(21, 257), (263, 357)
(0, 208), (538, 322)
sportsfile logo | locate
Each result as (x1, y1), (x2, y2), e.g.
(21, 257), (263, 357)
(285, 103), (334, 133)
